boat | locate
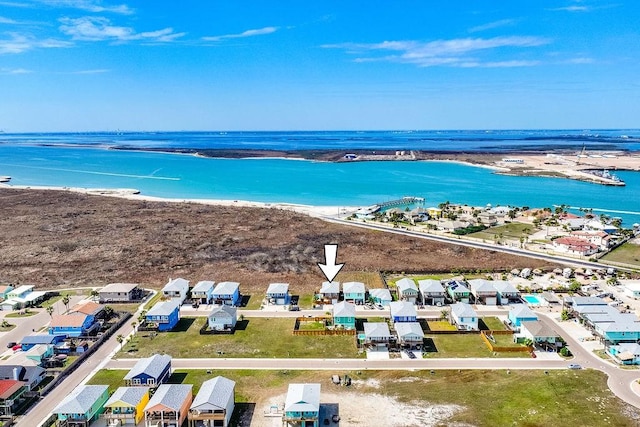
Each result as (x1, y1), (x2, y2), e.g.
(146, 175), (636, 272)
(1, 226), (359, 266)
(0, 176), (10, 183)
(584, 169), (625, 186)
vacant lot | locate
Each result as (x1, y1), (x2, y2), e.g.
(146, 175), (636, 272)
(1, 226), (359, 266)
(121, 317), (360, 359)
(601, 240), (640, 268)
(423, 334), (530, 358)
(0, 189), (554, 292)
(87, 368), (640, 427)
(470, 222), (535, 242)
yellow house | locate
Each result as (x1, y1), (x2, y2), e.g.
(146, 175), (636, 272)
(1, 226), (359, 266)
(427, 207), (443, 218)
(103, 386), (150, 425)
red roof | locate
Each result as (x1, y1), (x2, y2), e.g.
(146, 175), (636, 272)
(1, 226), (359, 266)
(70, 301), (103, 316)
(0, 380), (25, 399)
(50, 314), (89, 327)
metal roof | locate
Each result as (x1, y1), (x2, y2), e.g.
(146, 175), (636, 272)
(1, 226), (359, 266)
(191, 376), (235, 411)
(99, 283), (139, 293)
(192, 280), (215, 293)
(284, 383), (320, 413)
(395, 322), (424, 338)
(144, 384), (192, 412)
(213, 281), (240, 295)
(146, 299), (181, 317)
(363, 322), (391, 338)
(208, 305), (237, 318)
(53, 385), (108, 415)
(418, 279), (444, 294)
(389, 301), (417, 318)
(266, 283), (289, 295)
(124, 354), (171, 381)
(396, 278), (418, 293)
(510, 304), (538, 319)
(451, 302), (477, 318)
(343, 282), (365, 294)
(105, 387), (149, 407)
(162, 278), (189, 292)
(332, 301), (356, 318)
(368, 288), (392, 300)
(320, 281), (340, 294)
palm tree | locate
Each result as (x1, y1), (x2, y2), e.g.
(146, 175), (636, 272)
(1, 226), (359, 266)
(131, 321), (137, 332)
(116, 334), (125, 350)
(90, 289), (99, 302)
(46, 306), (54, 317)
(62, 295), (70, 313)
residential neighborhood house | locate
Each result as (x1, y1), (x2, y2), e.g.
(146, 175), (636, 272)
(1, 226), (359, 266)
(188, 376), (235, 427)
(283, 383), (321, 427)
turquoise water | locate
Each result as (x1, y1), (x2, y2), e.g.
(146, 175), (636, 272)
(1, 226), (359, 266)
(1, 144), (639, 225)
(523, 295), (543, 305)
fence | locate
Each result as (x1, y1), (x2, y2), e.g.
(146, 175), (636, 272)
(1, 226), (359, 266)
(480, 330), (533, 353)
(292, 317), (356, 336)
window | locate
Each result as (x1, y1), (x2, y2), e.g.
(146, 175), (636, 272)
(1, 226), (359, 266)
(147, 378), (155, 385)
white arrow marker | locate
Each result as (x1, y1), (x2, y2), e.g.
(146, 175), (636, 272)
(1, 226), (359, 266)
(318, 244), (344, 283)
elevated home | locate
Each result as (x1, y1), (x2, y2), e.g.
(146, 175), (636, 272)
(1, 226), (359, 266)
(395, 322), (424, 349)
(48, 314), (98, 338)
(188, 376), (235, 427)
(508, 304), (538, 328)
(389, 301), (417, 323)
(191, 281), (215, 305)
(70, 301), (104, 319)
(266, 283), (290, 305)
(103, 387), (150, 426)
(450, 302), (478, 331)
(99, 282), (142, 303)
(143, 384), (192, 427)
(608, 343), (640, 365)
(207, 305), (237, 331)
(20, 334), (65, 351)
(518, 321), (561, 351)
(564, 296), (608, 310)
(318, 281), (340, 304)
(145, 300), (181, 332)
(343, 282), (366, 305)
(363, 322), (392, 349)
(0, 379), (27, 417)
(211, 282), (241, 306)
(368, 288), (392, 306)
(447, 281), (470, 303)
(493, 281), (520, 304)
(332, 301), (356, 330)
(283, 383), (320, 427)
(0, 365), (46, 392)
(395, 278), (419, 304)
(0, 285), (14, 300)
(418, 279), (446, 306)
(595, 321), (640, 345)
(468, 279), (498, 305)
(23, 344), (53, 365)
(53, 384), (109, 427)
(7, 285), (33, 300)
(124, 354), (172, 388)
(162, 278), (189, 303)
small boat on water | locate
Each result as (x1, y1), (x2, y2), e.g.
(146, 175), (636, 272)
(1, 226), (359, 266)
(585, 169), (625, 186)
(0, 176), (10, 183)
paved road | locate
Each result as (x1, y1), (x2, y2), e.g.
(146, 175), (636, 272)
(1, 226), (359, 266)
(180, 307), (508, 318)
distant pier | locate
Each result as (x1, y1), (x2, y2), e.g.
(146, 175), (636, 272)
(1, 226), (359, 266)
(376, 196), (425, 210)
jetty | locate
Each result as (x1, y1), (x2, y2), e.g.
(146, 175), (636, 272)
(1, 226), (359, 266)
(376, 196), (425, 210)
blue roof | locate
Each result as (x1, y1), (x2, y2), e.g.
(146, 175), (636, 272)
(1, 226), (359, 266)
(21, 334), (64, 345)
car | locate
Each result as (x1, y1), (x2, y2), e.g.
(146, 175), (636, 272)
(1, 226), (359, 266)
(375, 304), (384, 310)
(404, 350), (416, 359)
(12, 344), (21, 351)
(568, 364), (582, 370)
(288, 305), (300, 311)
(6, 342), (16, 349)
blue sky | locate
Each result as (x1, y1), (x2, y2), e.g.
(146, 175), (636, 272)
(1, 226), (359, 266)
(0, 0), (639, 131)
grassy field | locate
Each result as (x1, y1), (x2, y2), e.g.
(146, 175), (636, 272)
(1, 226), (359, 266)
(423, 333), (530, 358)
(87, 368), (639, 427)
(298, 320), (325, 331)
(480, 316), (507, 331)
(338, 271), (385, 288)
(601, 242), (640, 268)
(470, 222), (534, 241)
(121, 317), (360, 358)
(426, 320), (457, 331)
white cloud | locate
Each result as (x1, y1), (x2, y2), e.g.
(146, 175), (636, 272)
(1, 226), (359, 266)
(0, 16), (18, 24)
(0, 32), (72, 54)
(59, 16), (185, 42)
(565, 57), (595, 64)
(323, 36), (550, 68)
(40, 0), (133, 14)
(202, 26), (278, 42)
(551, 5), (591, 12)
(70, 68), (109, 74)
(0, 67), (31, 74)
(0, 1), (30, 7)
(468, 19), (517, 33)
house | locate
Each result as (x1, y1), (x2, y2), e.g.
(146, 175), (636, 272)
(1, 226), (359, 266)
(143, 384), (193, 427)
(318, 281), (340, 304)
(70, 301), (104, 319)
(571, 230), (612, 250)
(23, 344), (53, 365)
(20, 334), (65, 351)
(437, 219), (472, 232)
(145, 300), (181, 332)
(368, 288), (392, 306)
(103, 386), (150, 426)
(468, 279), (498, 305)
(266, 283), (290, 305)
(0, 300), (20, 311)
(124, 354), (172, 387)
(450, 302), (478, 331)
(0, 379), (27, 417)
(332, 301), (356, 330)
(48, 314), (98, 338)
(508, 304), (539, 328)
(518, 321), (561, 351)
(211, 281), (241, 306)
(283, 383), (320, 427)
(0, 365), (45, 392)
(188, 376), (235, 427)
(395, 278), (419, 304)
(584, 219), (619, 234)
(447, 281), (470, 303)
(162, 278), (189, 303)
(98, 283), (142, 303)
(552, 237), (598, 257)
(595, 321), (640, 344)
(395, 322), (424, 349)
(0, 285), (14, 300)
(389, 301), (417, 323)
(624, 282), (640, 299)
(342, 282), (366, 305)
(418, 279), (446, 306)
(191, 280), (215, 305)
(207, 305), (237, 331)
(608, 343), (640, 365)
(363, 322), (392, 349)
(493, 281), (520, 304)
(7, 285), (33, 300)
(476, 211), (498, 226)
(53, 384), (109, 427)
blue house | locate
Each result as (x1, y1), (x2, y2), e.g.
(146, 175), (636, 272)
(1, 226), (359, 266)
(124, 354), (172, 387)
(389, 301), (417, 323)
(284, 383), (320, 427)
(595, 321), (640, 344)
(48, 314), (97, 337)
(211, 281), (241, 306)
(343, 282), (366, 305)
(508, 304), (539, 328)
(608, 343), (640, 365)
(145, 300), (181, 332)
(191, 280), (215, 304)
(266, 283), (290, 305)
(20, 334), (65, 351)
(368, 288), (392, 306)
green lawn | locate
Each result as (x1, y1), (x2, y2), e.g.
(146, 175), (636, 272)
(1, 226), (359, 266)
(423, 333), (530, 358)
(298, 320), (325, 331)
(121, 317), (360, 359)
(426, 320), (457, 331)
(601, 242), (640, 268)
(480, 317), (507, 331)
(469, 222), (534, 241)
(296, 294), (314, 309)
(244, 294), (262, 310)
(86, 368), (638, 427)
(5, 310), (38, 318)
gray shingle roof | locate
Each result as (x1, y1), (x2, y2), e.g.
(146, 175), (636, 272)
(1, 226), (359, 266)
(124, 354), (171, 381)
(144, 384), (192, 412)
(213, 281), (239, 295)
(520, 320), (558, 338)
(53, 385), (108, 415)
(208, 304), (237, 319)
(191, 376), (235, 411)
(192, 280), (215, 293)
(105, 387), (149, 407)
(389, 301), (417, 318)
(284, 383), (320, 412)
(396, 278), (418, 294)
(146, 299), (181, 317)
(418, 279), (445, 294)
(332, 301), (356, 318)
(510, 304), (538, 319)
(363, 322), (391, 339)
(394, 322), (424, 339)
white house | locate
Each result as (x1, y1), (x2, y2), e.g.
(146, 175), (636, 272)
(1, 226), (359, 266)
(395, 322), (424, 349)
(418, 279), (446, 306)
(207, 305), (237, 331)
(450, 302), (478, 331)
(395, 278), (419, 304)
(624, 282), (640, 299)
(162, 278), (189, 303)
(363, 322), (392, 349)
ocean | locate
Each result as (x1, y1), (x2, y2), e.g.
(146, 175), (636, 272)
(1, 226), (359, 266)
(1, 130), (639, 225)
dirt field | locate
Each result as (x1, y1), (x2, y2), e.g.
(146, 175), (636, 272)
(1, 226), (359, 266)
(0, 188), (554, 292)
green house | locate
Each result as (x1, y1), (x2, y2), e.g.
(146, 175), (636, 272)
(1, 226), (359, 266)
(53, 384), (109, 427)
(332, 301), (356, 330)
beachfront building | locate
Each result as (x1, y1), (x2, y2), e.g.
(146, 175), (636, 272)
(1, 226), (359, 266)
(53, 384), (109, 427)
(343, 282), (366, 305)
(362, 322), (392, 349)
(103, 387), (150, 426)
(145, 300), (181, 332)
(395, 322), (424, 349)
(552, 237), (598, 257)
(266, 283), (290, 305)
(508, 305), (539, 329)
(571, 230), (612, 250)
(318, 281), (340, 304)
(283, 383), (320, 427)
(468, 279), (498, 305)
(447, 281), (470, 303)
(188, 376), (235, 427)
(143, 384), (193, 427)
(211, 281), (241, 306)
(207, 305), (237, 332)
(389, 301), (417, 323)
(332, 301), (356, 330)
(450, 302), (478, 331)
(368, 288), (392, 306)
(162, 278), (189, 304)
(98, 283), (142, 303)
(418, 279), (446, 306)
(124, 354), (172, 388)
(191, 280), (215, 305)
(395, 278), (419, 304)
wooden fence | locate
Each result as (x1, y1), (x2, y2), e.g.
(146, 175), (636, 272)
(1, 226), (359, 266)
(292, 317), (356, 336)
(480, 330), (533, 353)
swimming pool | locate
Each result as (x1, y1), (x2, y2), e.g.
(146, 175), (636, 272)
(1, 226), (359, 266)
(523, 294), (543, 305)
